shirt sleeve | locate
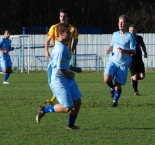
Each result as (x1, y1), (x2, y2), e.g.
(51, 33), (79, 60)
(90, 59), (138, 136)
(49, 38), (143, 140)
(71, 26), (79, 39)
(69, 25), (79, 39)
(130, 35), (136, 53)
(48, 25), (56, 39)
(139, 36), (145, 47)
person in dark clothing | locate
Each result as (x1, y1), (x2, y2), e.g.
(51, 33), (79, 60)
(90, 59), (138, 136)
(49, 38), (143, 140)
(129, 24), (147, 96)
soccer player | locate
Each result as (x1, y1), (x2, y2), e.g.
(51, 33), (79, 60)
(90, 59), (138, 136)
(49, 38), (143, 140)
(129, 24), (147, 96)
(45, 8), (82, 104)
(36, 23), (82, 130)
(0, 30), (14, 84)
(103, 15), (136, 107)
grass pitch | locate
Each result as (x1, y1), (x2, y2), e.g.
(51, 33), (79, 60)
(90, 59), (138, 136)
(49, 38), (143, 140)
(0, 71), (155, 145)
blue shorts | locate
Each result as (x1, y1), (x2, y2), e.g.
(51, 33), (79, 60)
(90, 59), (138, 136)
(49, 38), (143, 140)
(1, 58), (12, 69)
(104, 61), (129, 85)
(49, 81), (82, 108)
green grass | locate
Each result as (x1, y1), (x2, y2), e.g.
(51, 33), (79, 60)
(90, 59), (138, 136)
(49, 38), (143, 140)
(0, 71), (155, 145)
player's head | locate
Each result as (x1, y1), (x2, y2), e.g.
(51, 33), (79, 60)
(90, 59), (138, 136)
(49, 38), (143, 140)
(59, 8), (70, 24)
(129, 24), (137, 36)
(4, 30), (10, 39)
(118, 15), (129, 32)
(56, 23), (71, 41)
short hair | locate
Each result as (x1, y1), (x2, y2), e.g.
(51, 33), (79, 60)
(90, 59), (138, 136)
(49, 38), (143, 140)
(129, 24), (137, 29)
(56, 23), (69, 35)
(4, 29), (10, 34)
(119, 15), (129, 23)
(59, 8), (70, 18)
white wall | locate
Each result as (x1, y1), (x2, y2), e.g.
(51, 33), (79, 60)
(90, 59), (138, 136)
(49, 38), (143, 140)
(2, 34), (155, 71)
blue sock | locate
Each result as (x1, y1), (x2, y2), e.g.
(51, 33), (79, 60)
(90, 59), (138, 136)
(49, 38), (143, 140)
(4, 73), (10, 82)
(113, 89), (122, 103)
(107, 81), (114, 90)
(0, 67), (2, 72)
(44, 105), (55, 113)
(68, 114), (77, 127)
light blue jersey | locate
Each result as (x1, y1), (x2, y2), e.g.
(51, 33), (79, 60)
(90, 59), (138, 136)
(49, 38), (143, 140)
(48, 41), (82, 107)
(109, 31), (136, 65)
(104, 31), (136, 85)
(48, 41), (74, 85)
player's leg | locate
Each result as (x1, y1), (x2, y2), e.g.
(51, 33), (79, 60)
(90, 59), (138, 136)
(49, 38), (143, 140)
(138, 61), (145, 80)
(113, 65), (128, 107)
(36, 82), (82, 129)
(36, 104), (72, 123)
(0, 64), (2, 72)
(3, 59), (12, 84)
(36, 102), (73, 124)
(133, 61), (145, 96)
(45, 95), (56, 105)
(132, 73), (139, 96)
(45, 64), (56, 105)
(36, 84), (74, 124)
(112, 82), (122, 107)
(67, 99), (81, 130)
(47, 66), (82, 105)
(67, 82), (82, 130)
(129, 62), (139, 95)
(1, 59), (12, 84)
(0, 59), (6, 73)
(138, 72), (145, 80)
(104, 62), (116, 98)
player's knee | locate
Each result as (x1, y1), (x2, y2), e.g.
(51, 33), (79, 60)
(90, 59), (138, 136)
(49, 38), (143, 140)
(6, 68), (13, 73)
(139, 74), (145, 80)
(63, 107), (72, 112)
(104, 77), (110, 84)
(103, 74), (112, 84)
(139, 76), (144, 80)
(74, 99), (81, 109)
(2, 69), (6, 73)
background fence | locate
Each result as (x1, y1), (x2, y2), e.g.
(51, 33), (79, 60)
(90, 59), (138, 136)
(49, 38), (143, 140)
(1, 34), (155, 72)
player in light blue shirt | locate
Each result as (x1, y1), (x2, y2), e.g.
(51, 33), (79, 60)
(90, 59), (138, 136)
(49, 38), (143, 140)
(36, 23), (82, 130)
(0, 30), (14, 84)
(104, 15), (136, 107)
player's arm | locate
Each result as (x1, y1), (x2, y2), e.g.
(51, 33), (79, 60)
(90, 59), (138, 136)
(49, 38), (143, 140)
(70, 65), (82, 73)
(117, 35), (136, 55)
(104, 46), (113, 55)
(117, 48), (135, 54)
(139, 36), (147, 58)
(11, 47), (15, 51)
(0, 48), (8, 54)
(70, 38), (82, 73)
(8, 46), (14, 52)
(141, 40), (147, 58)
(142, 45), (147, 58)
(72, 38), (78, 53)
(59, 69), (75, 79)
(45, 37), (51, 59)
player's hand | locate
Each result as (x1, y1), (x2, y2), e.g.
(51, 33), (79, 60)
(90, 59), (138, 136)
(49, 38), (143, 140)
(144, 53), (147, 58)
(104, 50), (110, 55)
(117, 47), (123, 53)
(45, 51), (50, 59)
(11, 47), (15, 51)
(70, 65), (82, 73)
(2, 50), (8, 54)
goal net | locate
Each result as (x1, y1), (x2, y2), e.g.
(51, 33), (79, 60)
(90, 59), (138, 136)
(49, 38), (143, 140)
(10, 35), (31, 73)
